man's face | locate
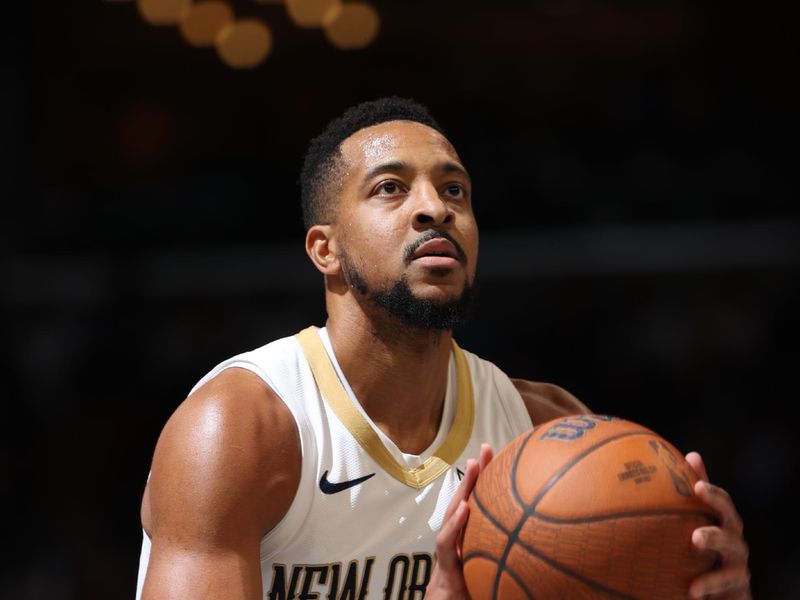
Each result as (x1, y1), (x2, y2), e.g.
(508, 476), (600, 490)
(332, 120), (479, 328)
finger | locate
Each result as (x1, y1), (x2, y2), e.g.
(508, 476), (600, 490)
(444, 459), (477, 522)
(686, 451), (709, 482)
(478, 443), (494, 471)
(688, 564), (751, 599)
(692, 527), (749, 564)
(435, 500), (469, 571)
(694, 481), (745, 534)
(457, 458), (480, 499)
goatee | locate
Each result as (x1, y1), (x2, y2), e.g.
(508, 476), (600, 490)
(341, 254), (474, 331)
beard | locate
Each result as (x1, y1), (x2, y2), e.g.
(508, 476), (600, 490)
(340, 251), (474, 331)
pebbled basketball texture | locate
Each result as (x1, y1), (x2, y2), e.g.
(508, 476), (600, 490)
(462, 415), (719, 600)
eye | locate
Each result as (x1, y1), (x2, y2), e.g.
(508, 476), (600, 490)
(444, 184), (466, 199)
(374, 180), (404, 196)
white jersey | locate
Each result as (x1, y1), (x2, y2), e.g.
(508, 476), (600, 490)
(136, 326), (532, 600)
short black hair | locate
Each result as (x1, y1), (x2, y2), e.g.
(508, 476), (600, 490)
(300, 96), (445, 229)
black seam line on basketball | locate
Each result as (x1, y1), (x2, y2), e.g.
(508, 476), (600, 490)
(462, 551), (535, 600)
(492, 505), (537, 600)
(491, 430), (537, 600)
(510, 535), (637, 600)
(472, 484), (537, 599)
(528, 507), (719, 525)
(472, 489), (536, 600)
(318, 470), (376, 494)
(511, 429), (536, 509)
(472, 486), (513, 537)
(528, 431), (659, 511)
(472, 489), (535, 600)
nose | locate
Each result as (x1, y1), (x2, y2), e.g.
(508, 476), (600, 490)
(412, 182), (453, 228)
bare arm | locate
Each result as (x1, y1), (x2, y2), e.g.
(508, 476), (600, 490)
(140, 368), (301, 600)
(511, 379), (591, 424)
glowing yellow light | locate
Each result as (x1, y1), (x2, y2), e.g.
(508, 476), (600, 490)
(216, 19), (272, 69)
(179, 1), (234, 47)
(137, 0), (191, 26)
(324, 2), (379, 50)
(286, 0), (341, 28)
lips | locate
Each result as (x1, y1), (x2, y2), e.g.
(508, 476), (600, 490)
(403, 231), (468, 268)
(412, 238), (459, 261)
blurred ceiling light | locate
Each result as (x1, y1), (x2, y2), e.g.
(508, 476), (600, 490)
(286, 0), (341, 28)
(324, 2), (379, 50)
(179, 1), (234, 47)
(216, 19), (273, 68)
(137, 0), (191, 26)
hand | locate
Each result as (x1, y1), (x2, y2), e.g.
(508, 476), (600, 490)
(425, 444), (493, 600)
(686, 451), (751, 599)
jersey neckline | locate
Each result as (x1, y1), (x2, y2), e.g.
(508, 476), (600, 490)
(295, 326), (475, 489)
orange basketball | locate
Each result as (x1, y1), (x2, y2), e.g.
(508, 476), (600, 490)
(462, 415), (719, 599)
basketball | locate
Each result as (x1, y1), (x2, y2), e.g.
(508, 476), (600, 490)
(462, 414), (719, 599)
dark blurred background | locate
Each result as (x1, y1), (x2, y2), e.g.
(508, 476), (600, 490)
(2, 0), (798, 598)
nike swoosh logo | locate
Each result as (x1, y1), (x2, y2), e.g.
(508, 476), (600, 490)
(319, 470), (376, 494)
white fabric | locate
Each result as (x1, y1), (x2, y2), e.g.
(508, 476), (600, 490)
(135, 328), (532, 599)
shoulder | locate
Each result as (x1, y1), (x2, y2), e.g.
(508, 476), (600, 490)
(142, 366), (301, 545)
(510, 379), (591, 426)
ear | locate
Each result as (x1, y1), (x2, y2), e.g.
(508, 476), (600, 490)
(305, 225), (341, 275)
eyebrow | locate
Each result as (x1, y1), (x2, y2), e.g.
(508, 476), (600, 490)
(363, 161), (407, 182)
(362, 160), (471, 184)
(441, 161), (471, 183)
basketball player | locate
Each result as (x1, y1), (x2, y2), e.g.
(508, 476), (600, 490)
(136, 98), (750, 599)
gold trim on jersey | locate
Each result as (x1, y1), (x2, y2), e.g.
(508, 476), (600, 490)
(295, 326), (475, 489)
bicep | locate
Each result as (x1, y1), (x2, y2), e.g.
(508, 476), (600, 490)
(140, 368), (301, 599)
(141, 538), (262, 600)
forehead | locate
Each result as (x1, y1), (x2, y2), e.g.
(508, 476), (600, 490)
(339, 120), (462, 172)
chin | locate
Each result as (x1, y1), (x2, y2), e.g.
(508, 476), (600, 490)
(411, 279), (466, 301)
(370, 273), (475, 330)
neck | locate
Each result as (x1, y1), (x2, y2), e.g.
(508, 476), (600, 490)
(325, 308), (453, 455)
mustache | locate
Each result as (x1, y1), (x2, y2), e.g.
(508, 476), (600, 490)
(402, 229), (468, 266)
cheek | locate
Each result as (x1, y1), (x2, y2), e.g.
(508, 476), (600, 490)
(359, 207), (407, 245)
(340, 218), (404, 266)
(460, 219), (479, 256)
